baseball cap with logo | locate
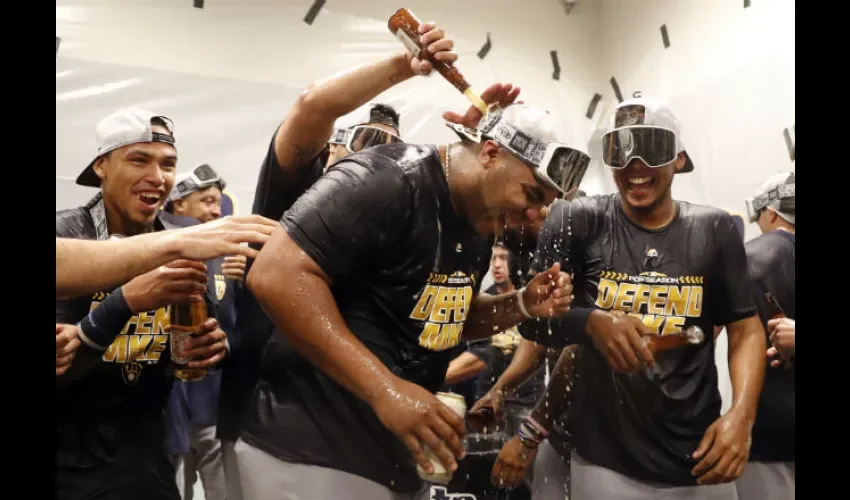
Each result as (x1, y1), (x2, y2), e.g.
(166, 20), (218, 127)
(745, 172), (795, 224)
(602, 92), (694, 174)
(444, 103), (591, 195)
(76, 108), (176, 187)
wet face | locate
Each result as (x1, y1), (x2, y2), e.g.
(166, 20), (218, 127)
(612, 152), (685, 212)
(476, 140), (559, 235)
(94, 124), (177, 229)
(489, 245), (511, 285)
(325, 122), (399, 168)
(173, 185), (222, 223)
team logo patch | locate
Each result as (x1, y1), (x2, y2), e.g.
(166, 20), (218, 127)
(121, 362), (143, 385)
(615, 104), (646, 127)
(428, 486), (477, 500)
(215, 274), (227, 301)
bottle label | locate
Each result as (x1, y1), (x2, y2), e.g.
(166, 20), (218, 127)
(395, 29), (421, 59)
(170, 325), (196, 365)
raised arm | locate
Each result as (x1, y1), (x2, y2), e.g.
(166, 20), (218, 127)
(273, 24), (456, 172)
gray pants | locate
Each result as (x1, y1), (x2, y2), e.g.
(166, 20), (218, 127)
(221, 440), (243, 500)
(571, 450), (738, 500)
(234, 438), (430, 500)
(174, 425), (227, 500)
(735, 461), (795, 500)
(531, 440), (570, 500)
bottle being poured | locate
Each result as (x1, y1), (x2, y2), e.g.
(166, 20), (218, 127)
(388, 8), (488, 114)
(638, 324), (705, 380)
(642, 325), (706, 355)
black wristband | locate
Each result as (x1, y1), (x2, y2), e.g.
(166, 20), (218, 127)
(518, 307), (595, 348)
(78, 287), (133, 350)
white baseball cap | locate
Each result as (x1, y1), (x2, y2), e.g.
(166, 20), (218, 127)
(747, 172), (795, 224)
(168, 164), (226, 202)
(76, 108), (176, 187)
(603, 93), (694, 174)
(445, 103), (591, 195)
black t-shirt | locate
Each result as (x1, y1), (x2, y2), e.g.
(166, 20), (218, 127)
(55, 202), (180, 500)
(217, 130), (328, 441)
(240, 143), (492, 493)
(745, 230), (795, 462)
(525, 194), (756, 486)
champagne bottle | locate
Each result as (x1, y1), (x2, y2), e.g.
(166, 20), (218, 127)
(169, 299), (208, 382)
(388, 8), (488, 113)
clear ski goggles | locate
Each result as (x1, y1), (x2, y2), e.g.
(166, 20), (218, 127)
(602, 126), (678, 169)
(329, 124), (403, 153)
(460, 118), (590, 196)
(170, 164), (225, 202)
(745, 183), (795, 222)
(533, 142), (591, 195)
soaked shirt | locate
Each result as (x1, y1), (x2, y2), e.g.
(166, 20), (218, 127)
(240, 143), (491, 493)
(523, 194), (756, 486)
(55, 195), (182, 500)
(746, 230), (795, 462)
(216, 130), (328, 441)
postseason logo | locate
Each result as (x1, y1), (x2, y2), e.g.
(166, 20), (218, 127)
(429, 486), (477, 500)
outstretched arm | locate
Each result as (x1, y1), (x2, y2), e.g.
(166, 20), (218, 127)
(56, 215), (278, 299)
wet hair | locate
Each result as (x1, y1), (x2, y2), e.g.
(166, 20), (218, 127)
(369, 103), (401, 132)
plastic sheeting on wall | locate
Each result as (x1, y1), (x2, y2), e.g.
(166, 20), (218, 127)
(56, 0), (607, 212)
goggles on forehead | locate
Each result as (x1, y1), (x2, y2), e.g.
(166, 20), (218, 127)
(329, 124), (403, 153)
(171, 164), (226, 201)
(745, 183), (795, 222)
(473, 114), (590, 195)
(602, 126), (678, 169)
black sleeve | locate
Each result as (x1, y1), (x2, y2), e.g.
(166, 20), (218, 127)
(520, 199), (596, 348)
(251, 127), (327, 220)
(281, 159), (413, 284)
(711, 213), (758, 325)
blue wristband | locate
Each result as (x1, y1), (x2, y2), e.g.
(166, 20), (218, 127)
(78, 287), (133, 350)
